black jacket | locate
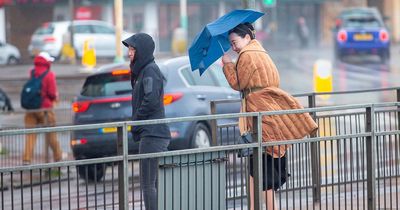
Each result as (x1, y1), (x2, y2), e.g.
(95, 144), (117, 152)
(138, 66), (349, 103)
(122, 33), (171, 140)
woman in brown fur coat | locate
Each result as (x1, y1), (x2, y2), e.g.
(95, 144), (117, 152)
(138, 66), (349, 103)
(222, 23), (318, 210)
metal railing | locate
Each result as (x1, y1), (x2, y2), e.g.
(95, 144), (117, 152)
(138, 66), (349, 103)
(1, 87), (399, 167)
(210, 86), (400, 204)
(1, 101), (400, 209)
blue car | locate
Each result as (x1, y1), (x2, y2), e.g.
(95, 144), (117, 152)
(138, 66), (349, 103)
(334, 7), (390, 63)
(71, 56), (240, 180)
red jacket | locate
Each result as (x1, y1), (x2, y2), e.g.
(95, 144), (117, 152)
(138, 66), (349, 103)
(30, 56), (58, 109)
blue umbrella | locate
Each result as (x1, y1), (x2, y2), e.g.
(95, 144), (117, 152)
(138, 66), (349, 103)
(189, 9), (264, 75)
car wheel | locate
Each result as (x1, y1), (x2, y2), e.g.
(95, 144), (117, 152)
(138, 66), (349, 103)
(7, 56), (18, 65)
(380, 50), (390, 64)
(77, 163), (106, 182)
(191, 123), (211, 148)
(334, 49), (343, 62)
(379, 52), (389, 63)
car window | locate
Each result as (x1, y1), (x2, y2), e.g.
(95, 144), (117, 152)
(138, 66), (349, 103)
(180, 67), (217, 86)
(343, 17), (381, 28)
(74, 25), (92, 34)
(81, 73), (131, 97)
(208, 64), (231, 88)
(180, 67), (196, 86)
(34, 24), (55, 35)
(92, 25), (114, 34)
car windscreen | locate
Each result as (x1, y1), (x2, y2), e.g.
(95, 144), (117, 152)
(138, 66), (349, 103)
(81, 73), (131, 97)
(34, 24), (55, 35)
(343, 16), (382, 28)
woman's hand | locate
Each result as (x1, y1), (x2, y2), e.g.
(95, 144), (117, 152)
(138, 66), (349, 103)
(222, 53), (232, 65)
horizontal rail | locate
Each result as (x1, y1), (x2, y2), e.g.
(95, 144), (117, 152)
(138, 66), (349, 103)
(210, 87), (400, 105)
(0, 156), (124, 173)
(1, 102), (399, 136)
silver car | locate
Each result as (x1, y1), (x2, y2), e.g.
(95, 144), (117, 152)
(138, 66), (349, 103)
(28, 20), (129, 59)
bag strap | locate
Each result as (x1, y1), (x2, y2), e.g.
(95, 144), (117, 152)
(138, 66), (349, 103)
(31, 69), (50, 80)
(38, 69), (50, 80)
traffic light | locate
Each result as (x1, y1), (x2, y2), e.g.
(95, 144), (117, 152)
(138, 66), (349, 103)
(263, 0), (276, 7)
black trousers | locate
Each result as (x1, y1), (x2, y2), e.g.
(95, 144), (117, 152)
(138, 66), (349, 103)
(139, 137), (170, 210)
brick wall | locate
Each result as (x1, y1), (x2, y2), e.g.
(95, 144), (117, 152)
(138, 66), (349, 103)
(5, 5), (53, 63)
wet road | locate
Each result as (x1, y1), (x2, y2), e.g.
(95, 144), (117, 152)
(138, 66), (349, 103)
(271, 45), (400, 105)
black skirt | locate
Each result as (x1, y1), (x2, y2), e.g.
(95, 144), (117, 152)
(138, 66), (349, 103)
(249, 153), (288, 191)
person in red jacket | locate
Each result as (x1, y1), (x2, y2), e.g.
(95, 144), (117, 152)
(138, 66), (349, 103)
(23, 52), (62, 165)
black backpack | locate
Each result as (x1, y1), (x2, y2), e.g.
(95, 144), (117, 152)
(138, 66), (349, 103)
(20, 69), (49, 110)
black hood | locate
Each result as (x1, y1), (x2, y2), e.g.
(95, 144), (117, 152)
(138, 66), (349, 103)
(122, 33), (155, 77)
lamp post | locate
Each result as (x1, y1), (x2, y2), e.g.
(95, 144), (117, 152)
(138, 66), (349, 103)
(114, 0), (124, 63)
(69, 0), (75, 63)
(180, 0), (187, 30)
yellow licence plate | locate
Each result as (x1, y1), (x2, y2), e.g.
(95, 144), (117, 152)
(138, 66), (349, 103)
(101, 126), (132, 133)
(353, 33), (373, 41)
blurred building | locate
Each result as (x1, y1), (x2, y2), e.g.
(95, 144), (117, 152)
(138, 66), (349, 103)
(0, 0), (242, 59)
(373, 0), (400, 43)
(0, 0), (399, 61)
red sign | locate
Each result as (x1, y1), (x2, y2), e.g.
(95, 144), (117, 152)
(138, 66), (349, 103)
(75, 6), (102, 20)
(75, 7), (92, 20)
(0, 0), (12, 7)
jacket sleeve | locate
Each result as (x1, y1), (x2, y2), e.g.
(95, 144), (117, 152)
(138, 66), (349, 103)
(223, 53), (257, 90)
(133, 67), (162, 120)
(45, 72), (58, 101)
(222, 62), (239, 90)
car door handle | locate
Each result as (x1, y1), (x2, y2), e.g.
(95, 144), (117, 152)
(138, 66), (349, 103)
(227, 95), (235, 99)
(196, 94), (206, 100)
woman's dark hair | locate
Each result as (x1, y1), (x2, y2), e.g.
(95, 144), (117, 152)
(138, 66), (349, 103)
(229, 22), (255, 39)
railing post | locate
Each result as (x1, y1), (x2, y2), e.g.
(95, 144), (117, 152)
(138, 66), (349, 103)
(210, 101), (218, 146)
(117, 124), (129, 210)
(308, 94), (321, 203)
(44, 110), (50, 163)
(397, 89), (400, 129)
(366, 106), (376, 210)
(252, 114), (262, 210)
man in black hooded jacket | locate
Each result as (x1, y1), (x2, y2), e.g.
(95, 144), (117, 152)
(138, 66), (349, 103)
(123, 33), (170, 210)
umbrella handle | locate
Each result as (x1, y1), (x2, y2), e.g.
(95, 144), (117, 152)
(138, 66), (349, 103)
(218, 39), (226, 54)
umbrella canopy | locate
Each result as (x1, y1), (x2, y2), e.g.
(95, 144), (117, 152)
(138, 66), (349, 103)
(189, 9), (264, 75)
